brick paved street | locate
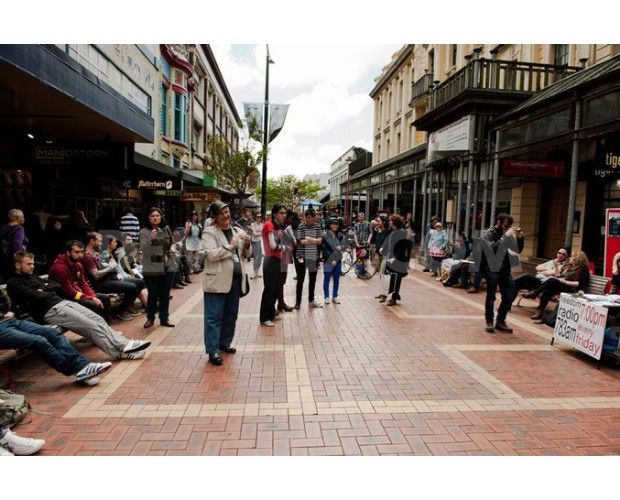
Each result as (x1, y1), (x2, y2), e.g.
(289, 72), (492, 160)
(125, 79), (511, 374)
(3, 263), (620, 459)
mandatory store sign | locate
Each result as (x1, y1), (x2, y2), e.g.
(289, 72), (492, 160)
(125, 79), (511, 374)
(552, 293), (607, 360)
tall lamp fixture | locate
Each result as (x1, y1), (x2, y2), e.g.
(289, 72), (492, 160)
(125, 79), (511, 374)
(260, 45), (275, 217)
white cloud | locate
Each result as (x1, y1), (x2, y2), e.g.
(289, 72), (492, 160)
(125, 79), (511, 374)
(210, 44), (402, 180)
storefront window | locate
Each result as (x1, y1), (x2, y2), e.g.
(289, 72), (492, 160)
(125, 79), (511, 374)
(585, 91), (620, 127)
(500, 109), (570, 149)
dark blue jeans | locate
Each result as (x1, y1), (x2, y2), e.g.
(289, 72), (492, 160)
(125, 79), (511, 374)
(203, 274), (241, 355)
(98, 277), (143, 312)
(144, 272), (176, 322)
(484, 271), (513, 323)
(0, 318), (89, 376)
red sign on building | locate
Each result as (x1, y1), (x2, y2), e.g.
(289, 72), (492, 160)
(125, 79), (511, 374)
(502, 160), (565, 178)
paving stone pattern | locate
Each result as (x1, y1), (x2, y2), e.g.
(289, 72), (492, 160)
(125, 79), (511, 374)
(4, 265), (620, 455)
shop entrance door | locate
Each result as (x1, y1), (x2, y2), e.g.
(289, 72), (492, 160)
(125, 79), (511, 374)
(543, 185), (569, 258)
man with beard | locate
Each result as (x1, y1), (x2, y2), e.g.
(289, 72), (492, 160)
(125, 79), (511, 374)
(7, 251), (150, 360)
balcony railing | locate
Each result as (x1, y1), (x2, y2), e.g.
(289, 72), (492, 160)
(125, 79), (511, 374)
(430, 57), (581, 110)
(411, 73), (434, 101)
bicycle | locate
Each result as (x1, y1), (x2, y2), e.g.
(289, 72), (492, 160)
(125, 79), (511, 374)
(340, 242), (377, 279)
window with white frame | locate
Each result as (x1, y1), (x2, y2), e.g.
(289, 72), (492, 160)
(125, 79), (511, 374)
(554, 44), (569, 66)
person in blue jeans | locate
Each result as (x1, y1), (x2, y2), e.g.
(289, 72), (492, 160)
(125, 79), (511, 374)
(0, 288), (111, 385)
(322, 218), (345, 304)
(202, 201), (252, 365)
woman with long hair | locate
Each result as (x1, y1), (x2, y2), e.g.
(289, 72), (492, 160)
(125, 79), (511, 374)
(610, 251), (620, 294)
(322, 217), (345, 304)
(140, 207), (176, 328)
(184, 210), (203, 271)
(258, 204), (288, 327)
(523, 250), (591, 320)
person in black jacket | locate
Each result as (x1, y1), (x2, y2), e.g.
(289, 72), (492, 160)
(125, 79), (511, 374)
(473, 213), (524, 334)
(384, 214), (413, 306)
(6, 251), (151, 360)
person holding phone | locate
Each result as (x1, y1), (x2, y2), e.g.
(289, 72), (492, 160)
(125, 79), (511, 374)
(140, 207), (176, 329)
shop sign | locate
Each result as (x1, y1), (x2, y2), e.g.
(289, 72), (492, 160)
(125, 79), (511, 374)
(152, 190), (182, 197)
(181, 192), (220, 202)
(32, 143), (128, 167)
(501, 160), (564, 178)
(595, 134), (620, 178)
(120, 179), (180, 190)
(426, 115), (471, 163)
(552, 294), (607, 360)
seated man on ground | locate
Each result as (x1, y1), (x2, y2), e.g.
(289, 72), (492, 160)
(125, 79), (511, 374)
(511, 244), (570, 303)
(82, 232), (144, 321)
(7, 252), (150, 361)
(48, 240), (113, 320)
(0, 288), (111, 385)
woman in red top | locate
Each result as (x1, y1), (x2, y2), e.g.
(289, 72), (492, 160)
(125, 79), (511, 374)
(259, 204), (288, 327)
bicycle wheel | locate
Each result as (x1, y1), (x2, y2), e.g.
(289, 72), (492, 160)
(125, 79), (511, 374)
(340, 249), (353, 275)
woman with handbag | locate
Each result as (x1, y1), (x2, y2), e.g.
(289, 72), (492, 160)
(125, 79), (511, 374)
(202, 201), (252, 365)
(322, 217), (345, 304)
(427, 222), (448, 277)
(140, 207), (176, 329)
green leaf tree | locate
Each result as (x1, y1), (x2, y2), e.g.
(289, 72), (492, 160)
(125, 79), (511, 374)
(205, 112), (263, 196)
(254, 174), (325, 212)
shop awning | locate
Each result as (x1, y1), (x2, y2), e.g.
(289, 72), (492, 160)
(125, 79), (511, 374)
(0, 44), (154, 143)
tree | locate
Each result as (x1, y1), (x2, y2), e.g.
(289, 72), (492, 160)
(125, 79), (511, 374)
(205, 113), (263, 196)
(254, 174), (325, 212)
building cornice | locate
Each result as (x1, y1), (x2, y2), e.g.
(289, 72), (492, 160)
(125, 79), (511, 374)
(369, 44), (413, 98)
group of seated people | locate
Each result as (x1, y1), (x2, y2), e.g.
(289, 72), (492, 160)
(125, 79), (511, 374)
(439, 239), (594, 323)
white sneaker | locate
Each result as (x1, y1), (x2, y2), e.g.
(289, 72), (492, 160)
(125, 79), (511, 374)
(332, 297), (341, 304)
(75, 361), (112, 382)
(260, 320), (275, 327)
(123, 340), (151, 354)
(120, 350), (146, 360)
(309, 300), (323, 308)
(325, 297), (331, 304)
(0, 445), (14, 456)
(82, 376), (101, 386)
(0, 429), (45, 456)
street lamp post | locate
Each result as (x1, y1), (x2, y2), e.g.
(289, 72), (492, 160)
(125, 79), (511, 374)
(260, 45), (274, 217)
(345, 156), (352, 225)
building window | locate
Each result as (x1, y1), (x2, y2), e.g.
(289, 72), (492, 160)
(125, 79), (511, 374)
(452, 45), (458, 66)
(428, 49), (435, 74)
(160, 84), (168, 136)
(173, 92), (187, 143)
(554, 44), (569, 66)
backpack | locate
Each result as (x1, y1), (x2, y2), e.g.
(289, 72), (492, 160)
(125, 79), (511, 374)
(0, 389), (31, 428)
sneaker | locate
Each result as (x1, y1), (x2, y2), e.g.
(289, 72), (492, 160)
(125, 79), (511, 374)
(309, 300), (323, 308)
(116, 311), (134, 321)
(0, 429), (45, 456)
(127, 307), (143, 317)
(273, 315), (283, 321)
(120, 350), (146, 360)
(75, 361), (112, 382)
(123, 340), (151, 354)
(332, 297), (341, 304)
(422, 268), (430, 272)
(485, 322), (495, 333)
(260, 320), (275, 327)
(82, 376), (101, 386)
(467, 287), (479, 294)
(0, 445), (14, 456)
(294, 303), (301, 309)
(495, 322), (513, 334)
(325, 297), (331, 304)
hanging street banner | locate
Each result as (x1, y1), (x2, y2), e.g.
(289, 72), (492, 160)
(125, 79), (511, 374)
(552, 293), (607, 360)
(268, 104), (289, 143)
(243, 102), (289, 144)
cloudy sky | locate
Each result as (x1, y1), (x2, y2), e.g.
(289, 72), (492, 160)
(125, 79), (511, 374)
(210, 45), (402, 180)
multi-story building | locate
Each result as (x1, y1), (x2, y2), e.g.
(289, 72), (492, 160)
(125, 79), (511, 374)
(0, 44), (243, 237)
(327, 146), (370, 223)
(350, 44), (620, 272)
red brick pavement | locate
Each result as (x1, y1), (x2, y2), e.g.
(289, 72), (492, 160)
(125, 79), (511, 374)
(3, 264), (620, 456)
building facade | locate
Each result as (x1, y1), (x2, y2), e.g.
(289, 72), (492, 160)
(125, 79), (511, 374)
(349, 44), (620, 273)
